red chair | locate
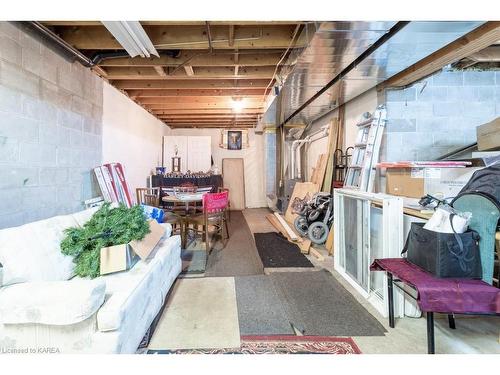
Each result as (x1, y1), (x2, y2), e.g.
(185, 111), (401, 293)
(185, 191), (229, 253)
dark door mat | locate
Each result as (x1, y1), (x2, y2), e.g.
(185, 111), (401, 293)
(235, 275), (295, 335)
(270, 270), (387, 337)
(254, 232), (314, 268)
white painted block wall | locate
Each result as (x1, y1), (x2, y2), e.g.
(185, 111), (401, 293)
(101, 82), (172, 193)
(169, 128), (267, 208)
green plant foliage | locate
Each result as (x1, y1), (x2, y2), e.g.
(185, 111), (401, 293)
(61, 203), (150, 278)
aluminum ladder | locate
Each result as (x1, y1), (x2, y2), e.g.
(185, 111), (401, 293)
(344, 105), (386, 192)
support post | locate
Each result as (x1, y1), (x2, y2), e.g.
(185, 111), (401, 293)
(387, 272), (395, 328)
(448, 314), (456, 329)
(427, 312), (435, 354)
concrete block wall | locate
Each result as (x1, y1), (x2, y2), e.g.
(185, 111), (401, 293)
(0, 22), (103, 229)
(382, 70), (500, 162)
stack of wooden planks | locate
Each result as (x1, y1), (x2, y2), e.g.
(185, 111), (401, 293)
(266, 118), (342, 258)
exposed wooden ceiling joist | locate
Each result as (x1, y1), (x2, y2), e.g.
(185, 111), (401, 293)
(158, 112), (259, 116)
(165, 125), (255, 129)
(152, 108), (263, 115)
(158, 113), (259, 119)
(228, 25), (235, 47)
(125, 88), (269, 97)
(56, 24), (306, 50)
(380, 21), (500, 89)
(43, 21), (303, 26)
(45, 20), (301, 129)
(103, 66), (276, 80)
(184, 65), (195, 76)
(111, 79), (271, 90)
(136, 96), (263, 104)
(146, 102), (264, 110)
(153, 66), (167, 77)
(163, 119), (257, 124)
(99, 51), (285, 67)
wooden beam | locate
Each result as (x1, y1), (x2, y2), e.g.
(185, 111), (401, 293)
(157, 112), (259, 117)
(184, 65), (195, 76)
(99, 51), (285, 67)
(161, 119), (259, 124)
(57, 24), (307, 50)
(136, 96), (263, 105)
(166, 121), (255, 125)
(124, 88), (269, 97)
(161, 120), (259, 124)
(145, 102), (264, 110)
(228, 25), (235, 47)
(104, 66), (276, 80)
(152, 108), (263, 115)
(164, 125), (255, 129)
(166, 126), (256, 129)
(44, 21), (303, 26)
(153, 66), (167, 77)
(234, 50), (239, 76)
(309, 247), (325, 261)
(164, 119), (257, 124)
(157, 113), (259, 118)
(111, 79), (271, 90)
(380, 21), (500, 89)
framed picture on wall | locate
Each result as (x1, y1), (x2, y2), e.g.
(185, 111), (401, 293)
(227, 131), (242, 150)
(219, 129), (249, 149)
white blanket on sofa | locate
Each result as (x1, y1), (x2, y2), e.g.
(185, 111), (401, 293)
(0, 278), (106, 325)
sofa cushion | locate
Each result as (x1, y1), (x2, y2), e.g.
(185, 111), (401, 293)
(0, 215), (78, 286)
(0, 278), (106, 325)
(96, 234), (181, 332)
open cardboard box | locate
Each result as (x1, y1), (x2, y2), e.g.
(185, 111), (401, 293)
(100, 220), (165, 275)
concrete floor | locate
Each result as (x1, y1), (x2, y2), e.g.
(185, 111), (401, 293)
(242, 208), (500, 354)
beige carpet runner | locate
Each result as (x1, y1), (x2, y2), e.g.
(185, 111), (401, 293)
(148, 277), (241, 350)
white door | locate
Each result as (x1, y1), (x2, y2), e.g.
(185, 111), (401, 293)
(187, 136), (212, 173)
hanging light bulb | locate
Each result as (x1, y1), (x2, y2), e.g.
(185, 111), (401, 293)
(231, 97), (245, 112)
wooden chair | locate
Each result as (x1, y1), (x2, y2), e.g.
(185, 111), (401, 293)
(136, 187), (160, 207)
(136, 187), (182, 237)
(217, 187), (231, 221)
(185, 191), (229, 253)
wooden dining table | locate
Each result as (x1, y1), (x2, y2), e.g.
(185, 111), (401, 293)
(162, 194), (204, 214)
(162, 193), (205, 248)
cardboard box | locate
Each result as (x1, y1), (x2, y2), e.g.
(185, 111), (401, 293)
(386, 167), (480, 199)
(477, 117), (500, 151)
(100, 220), (165, 275)
(100, 243), (139, 275)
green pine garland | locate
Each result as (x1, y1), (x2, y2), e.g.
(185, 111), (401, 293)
(60, 203), (151, 278)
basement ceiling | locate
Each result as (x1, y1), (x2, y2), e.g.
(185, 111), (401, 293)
(278, 21), (485, 125)
(40, 21), (313, 129)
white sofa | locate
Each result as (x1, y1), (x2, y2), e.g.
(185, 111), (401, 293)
(0, 207), (182, 354)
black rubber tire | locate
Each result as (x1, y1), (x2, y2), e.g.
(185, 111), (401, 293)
(308, 209), (321, 221)
(308, 221), (329, 245)
(294, 216), (309, 237)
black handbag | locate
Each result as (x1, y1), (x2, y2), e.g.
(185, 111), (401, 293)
(402, 222), (482, 279)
